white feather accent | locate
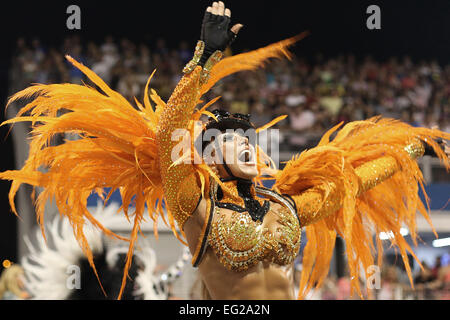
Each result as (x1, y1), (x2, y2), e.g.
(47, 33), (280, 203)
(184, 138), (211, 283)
(20, 202), (192, 299)
(21, 211), (105, 299)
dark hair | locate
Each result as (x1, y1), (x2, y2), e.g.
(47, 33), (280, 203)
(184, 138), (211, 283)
(196, 109), (256, 154)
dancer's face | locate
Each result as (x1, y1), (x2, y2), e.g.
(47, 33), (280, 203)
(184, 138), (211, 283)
(209, 132), (258, 180)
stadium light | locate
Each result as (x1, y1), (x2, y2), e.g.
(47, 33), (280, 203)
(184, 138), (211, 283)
(432, 237), (450, 248)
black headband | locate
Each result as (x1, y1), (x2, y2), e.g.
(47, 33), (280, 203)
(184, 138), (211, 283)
(196, 109), (256, 154)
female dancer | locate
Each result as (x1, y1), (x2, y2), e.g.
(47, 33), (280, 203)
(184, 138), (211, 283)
(1, 1), (449, 299)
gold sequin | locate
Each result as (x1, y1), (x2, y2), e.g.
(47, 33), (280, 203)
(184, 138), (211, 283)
(404, 139), (425, 159)
(182, 41), (205, 75)
(158, 47), (224, 230)
(157, 68), (203, 229)
(291, 139), (426, 227)
(200, 50), (224, 85)
(292, 183), (344, 227)
(208, 185), (301, 272)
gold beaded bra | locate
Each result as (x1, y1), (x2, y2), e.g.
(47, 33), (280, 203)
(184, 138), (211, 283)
(192, 180), (302, 272)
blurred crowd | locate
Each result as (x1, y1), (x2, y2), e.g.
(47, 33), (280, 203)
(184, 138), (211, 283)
(3, 252), (449, 300)
(292, 254), (450, 300)
(9, 35), (450, 152)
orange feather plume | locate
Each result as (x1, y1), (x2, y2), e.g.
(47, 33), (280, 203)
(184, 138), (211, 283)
(0, 34), (309, 299)
(1, 55), (170, 299)
(275, 117), (450, 299)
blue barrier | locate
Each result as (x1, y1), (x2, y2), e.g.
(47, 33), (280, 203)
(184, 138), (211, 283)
(87, 183), (450, 211)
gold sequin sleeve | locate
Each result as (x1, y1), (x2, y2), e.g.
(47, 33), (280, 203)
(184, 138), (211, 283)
(157, 67), (203, 230)
(157, 44), (224, 230)
(290, 140), (425, 227)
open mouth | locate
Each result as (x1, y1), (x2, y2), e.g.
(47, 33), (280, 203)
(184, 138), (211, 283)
(238, 149), (255, 165)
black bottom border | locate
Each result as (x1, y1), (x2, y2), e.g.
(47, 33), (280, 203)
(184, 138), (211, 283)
(1, 299), (448, 319)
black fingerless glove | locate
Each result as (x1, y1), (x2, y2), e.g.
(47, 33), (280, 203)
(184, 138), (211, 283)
(199, 11), (238, 66)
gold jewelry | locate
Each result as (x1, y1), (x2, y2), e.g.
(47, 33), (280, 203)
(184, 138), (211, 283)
(404, 138), (425, 159)
(182, 41), (205, 74)
(199, 50), (224, 85)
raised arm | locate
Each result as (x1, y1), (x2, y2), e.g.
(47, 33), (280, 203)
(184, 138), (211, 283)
(156, 65), (203, 229)
(290, 140), (424, 226)
(274, 120), (450, 299)
(157, 1), (243, 230)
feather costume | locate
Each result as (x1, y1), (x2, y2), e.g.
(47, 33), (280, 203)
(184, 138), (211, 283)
(1, 34), (449, 299)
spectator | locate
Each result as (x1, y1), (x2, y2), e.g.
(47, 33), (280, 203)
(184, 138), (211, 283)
(290, 105), (316, 130)
(8, 36), (450, 155)
(336, 276), (351, 300)
(414, 262), (437, 300)
(378, 266), (402, 300)
(436, 256), (450, 300)
(285, 87), (306, 107)
(432, 256), (442, 279)
(319, 88), (343, 117)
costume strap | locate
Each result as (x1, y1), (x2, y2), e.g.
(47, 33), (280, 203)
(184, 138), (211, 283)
(191, 180), (217, 267)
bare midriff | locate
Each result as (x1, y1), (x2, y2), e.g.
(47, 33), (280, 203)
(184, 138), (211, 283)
(199, 249), (295, 299)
